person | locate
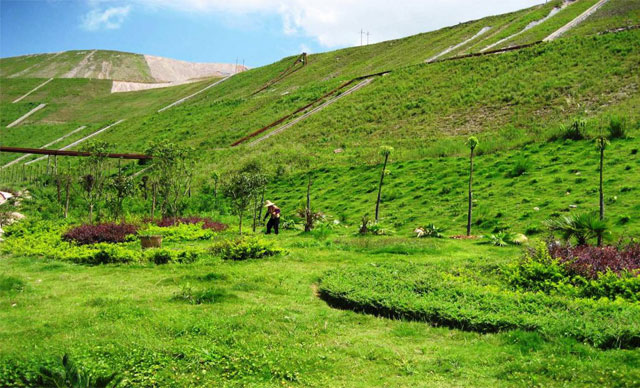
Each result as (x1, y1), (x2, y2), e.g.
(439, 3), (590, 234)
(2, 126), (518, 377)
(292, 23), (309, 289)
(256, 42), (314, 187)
(263, 200), (281, 235)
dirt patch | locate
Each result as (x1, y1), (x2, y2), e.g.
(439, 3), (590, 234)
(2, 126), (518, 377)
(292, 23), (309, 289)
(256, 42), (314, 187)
(144, 55), (247, 82)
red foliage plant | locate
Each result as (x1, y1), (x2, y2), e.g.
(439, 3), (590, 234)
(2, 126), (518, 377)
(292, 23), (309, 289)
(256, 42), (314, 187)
(63, 223), (139, 245)
(154, 217), (228, 231)
(548, 242), (640, 279)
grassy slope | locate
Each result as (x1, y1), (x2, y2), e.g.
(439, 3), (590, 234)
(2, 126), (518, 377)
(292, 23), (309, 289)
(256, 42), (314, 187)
(565, 0), (640, 36)
(1, 236), (638, 387)
(494, 0), (602, 49)
(90, 29), (640, 169)
(0, 50), (154, 82)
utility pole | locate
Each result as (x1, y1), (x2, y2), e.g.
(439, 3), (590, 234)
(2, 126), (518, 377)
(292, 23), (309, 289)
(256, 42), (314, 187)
(367, 31), (371, 45)
(360, 29), (364, 46)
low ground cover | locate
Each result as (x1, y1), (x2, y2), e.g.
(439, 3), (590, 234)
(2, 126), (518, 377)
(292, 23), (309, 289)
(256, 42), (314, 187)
(1, 233), (639, 387)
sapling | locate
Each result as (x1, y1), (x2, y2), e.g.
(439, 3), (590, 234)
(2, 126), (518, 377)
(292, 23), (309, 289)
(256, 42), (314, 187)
(375, 146), (393, 223)
(466, 137), (479, 236)
(78, 141), (112, 223)
(595, 134), (610, 246)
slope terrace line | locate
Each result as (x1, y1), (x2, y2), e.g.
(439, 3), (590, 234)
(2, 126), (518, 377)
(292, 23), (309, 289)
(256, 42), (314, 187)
(6, 104), (47, 128)
(250, 53), (307, 96)
(12, 78), (54, 103)
(1, 125), (87, 169)
(249, 78), (374, 146)
(157, 76), (231, 113)
(544, 0), (610, 41)
(24, 120), (125, 165)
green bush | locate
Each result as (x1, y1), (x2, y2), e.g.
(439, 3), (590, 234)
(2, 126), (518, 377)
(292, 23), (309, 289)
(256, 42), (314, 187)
(142, 223), (216, 242)
(1, 222), (202, 265)
(144, 248), (200, 265)
(319, 262), (640, 349)
(505, 242), (640, 302)
(211, 237), (283, 261)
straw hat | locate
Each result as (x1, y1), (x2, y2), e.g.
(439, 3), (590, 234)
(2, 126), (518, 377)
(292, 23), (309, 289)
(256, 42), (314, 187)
(264, 200), (276, 207)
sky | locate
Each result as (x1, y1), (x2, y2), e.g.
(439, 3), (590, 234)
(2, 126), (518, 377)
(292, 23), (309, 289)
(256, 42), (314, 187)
(1, 0), (544, 67)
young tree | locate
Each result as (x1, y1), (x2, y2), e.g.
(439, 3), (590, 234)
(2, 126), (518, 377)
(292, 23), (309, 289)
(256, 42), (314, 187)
(78, 141), (112, 223)
(595, 135), (609, 247)
(375, 146), (393, 223)
(145, 141), (194, 218)
(223, 170), (263, 235)
(108, 174), (136, 221)
(466, 137), (479, 236)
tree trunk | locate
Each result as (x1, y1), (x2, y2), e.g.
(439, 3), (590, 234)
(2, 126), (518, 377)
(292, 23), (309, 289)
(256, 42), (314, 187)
(151, 183), (157, 219)
(64, 178), (71, 219)
(252, 195), (258, 232)
(598, 146), (604, 247)
(258, 190), (265, 223)
(467, 149), (474, 236)
(239, 210), (243, 235)
(305, 175), (312, 232)
(89, 203), (94, 224)
(375, 153), (389, 223)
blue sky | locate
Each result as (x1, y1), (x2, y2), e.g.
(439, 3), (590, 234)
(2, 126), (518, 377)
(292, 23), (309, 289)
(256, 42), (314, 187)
(1, 0), (543, 67)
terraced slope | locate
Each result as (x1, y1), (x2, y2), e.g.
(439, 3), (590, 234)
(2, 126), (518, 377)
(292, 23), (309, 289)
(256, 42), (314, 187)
(0, 50), (245, 84)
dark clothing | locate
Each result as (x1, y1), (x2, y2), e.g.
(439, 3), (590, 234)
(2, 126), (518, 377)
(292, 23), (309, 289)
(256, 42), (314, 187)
(264, 205), (281, 235)
(266, 217), (280, 235)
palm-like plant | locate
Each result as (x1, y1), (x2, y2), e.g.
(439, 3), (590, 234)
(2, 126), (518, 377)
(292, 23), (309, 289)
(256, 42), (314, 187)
(595, 135), (610, 246)
(38, 354), (121, 388)
(545, 213), (607, 246)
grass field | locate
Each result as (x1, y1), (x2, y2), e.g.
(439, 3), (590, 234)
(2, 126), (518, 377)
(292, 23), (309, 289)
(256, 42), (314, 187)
(1, 231), (639, 387)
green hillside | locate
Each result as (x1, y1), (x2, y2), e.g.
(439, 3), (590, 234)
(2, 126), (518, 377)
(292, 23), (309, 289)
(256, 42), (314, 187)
(2, 1), (640, 386)
(0, 50), (154, 82)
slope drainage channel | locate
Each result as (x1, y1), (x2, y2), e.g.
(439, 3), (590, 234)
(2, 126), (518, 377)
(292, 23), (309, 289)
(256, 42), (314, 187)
(481, 3), (567, 52)
(157, 76), (230, 113)
(12, 78), (54, 103)
(249, 78), (374, 146)
(231, 74), (381, 147)
(544, 0), (610, 41)
(426, 26), (492, 63)
(1, 125), (87, 169)
(25, 120), (125, 165)
(6, 104), (47, 128)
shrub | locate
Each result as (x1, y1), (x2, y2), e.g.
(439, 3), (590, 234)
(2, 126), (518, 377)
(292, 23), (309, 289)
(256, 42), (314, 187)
(548, 242), (640, 279)
(143, 223), (216, 242)
(144, 248), (200, 265)
(211, 237), (283, 261)
(154, 217), (228, 231)
(506, 242), (640, 301)
(320, 262), (640, 348)
(415, 224), (444, 238)
(556, 119), (587, 141)
(359, 215), (394, 236)
(607, 116), (627, 139)
(487, 231), (522, 246)
(506, 158), (531, 178)
(38, 354), (121, 388)
(63, 223), (138, 245)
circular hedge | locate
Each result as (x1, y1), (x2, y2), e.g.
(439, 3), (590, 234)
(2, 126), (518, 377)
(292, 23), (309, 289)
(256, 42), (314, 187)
(318, 263), (640, 349)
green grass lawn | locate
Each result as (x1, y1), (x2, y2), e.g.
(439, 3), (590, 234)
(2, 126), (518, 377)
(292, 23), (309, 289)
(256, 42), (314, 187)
(1, 232), (638, 387)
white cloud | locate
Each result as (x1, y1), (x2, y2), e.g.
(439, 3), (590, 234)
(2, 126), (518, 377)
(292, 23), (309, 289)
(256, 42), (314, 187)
(81, 5), (131, 31)
(131, 0), (544, 47)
